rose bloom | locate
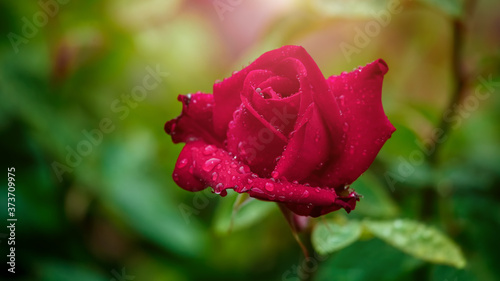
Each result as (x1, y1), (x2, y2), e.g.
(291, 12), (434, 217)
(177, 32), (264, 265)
(165, 45), (395, 217)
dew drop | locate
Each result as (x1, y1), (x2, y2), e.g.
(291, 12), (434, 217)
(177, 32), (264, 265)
(256, 87), (261, 93)
(202, 158), (221, 172)
(303, 190), (309, 197)
(339, 95), (345, 107)
(238, 142), (247, 155)
(247, 178), (253, 184)
(211, 172), (218, 181)
(238, 166), (246, 174)
(271, 171), (279, 179)
(188, 165), (194, 174)
(231, 175), (236, 181)
(265, 182), (274, 192)
(342, 122), (349, 132)
(177, 158), (188, 168)
(203, 145), (217, 155)
(348, 145), (355, 155)
(252, 188), (264, 194)
(220, 190), (228, 197)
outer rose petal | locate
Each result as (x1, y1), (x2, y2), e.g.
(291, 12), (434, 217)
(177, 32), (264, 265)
(313, 59), (395, 187)
(172, 141), (357, 215)
(165, 93), (222, 145)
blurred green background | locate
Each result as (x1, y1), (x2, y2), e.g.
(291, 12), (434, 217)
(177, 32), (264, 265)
(1, 0), (499, 280)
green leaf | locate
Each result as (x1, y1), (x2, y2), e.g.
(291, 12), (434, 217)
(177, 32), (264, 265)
(213, 190), (275, 235)
(364, 219), (466, 268)
(312, 220), (362, 255)
(315, 239), (422, 281)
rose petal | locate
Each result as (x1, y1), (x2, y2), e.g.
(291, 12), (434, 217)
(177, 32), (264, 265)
(165, 92), (222, 145)
(274, 103), (331, 182)
(314, 59), (395, 187)
(172, 141), (356, 214)
(225, 101), (287, 178)
(213, 45), (334, 138)
(284, 191), (359, 217)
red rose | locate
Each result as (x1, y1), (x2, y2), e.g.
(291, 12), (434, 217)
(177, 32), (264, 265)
(165, 45), (395, 217)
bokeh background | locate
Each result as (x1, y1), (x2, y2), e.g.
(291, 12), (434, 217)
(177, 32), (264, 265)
(1, 0), (500, 280)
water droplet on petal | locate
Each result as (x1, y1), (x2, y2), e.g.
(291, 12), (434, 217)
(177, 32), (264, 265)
(342, 122), (349, 132)
(231, 175), (236, 181)
(339, 95), (345, 107)
(211, 172), (218, 181)
(238, 142), (247, 155)
(238, 166), (246, 174)
(265, 182), (274, 192)
(303, 190), (309, 197)
(188, 165), (194, 174)
(252, 188), (264, 194)
(203, 145), (217, 155)
(203, 158), (221, 172)
(256, 87), (261, 93)
(247, 178), (253, 184)
(220, 190), (228, 197)
(177, 158), (188, 168)
(271, 171), (279, 179)
(349, 145), (355, 155)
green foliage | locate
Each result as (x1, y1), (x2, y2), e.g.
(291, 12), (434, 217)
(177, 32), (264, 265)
(364, 219), (466, 268)
(312, 220), (362, 255)
(1, 0), (499, 280)
(313, 219), (466, 269)
(213, 191), (276, 235)
(315, 239), (422, 281)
